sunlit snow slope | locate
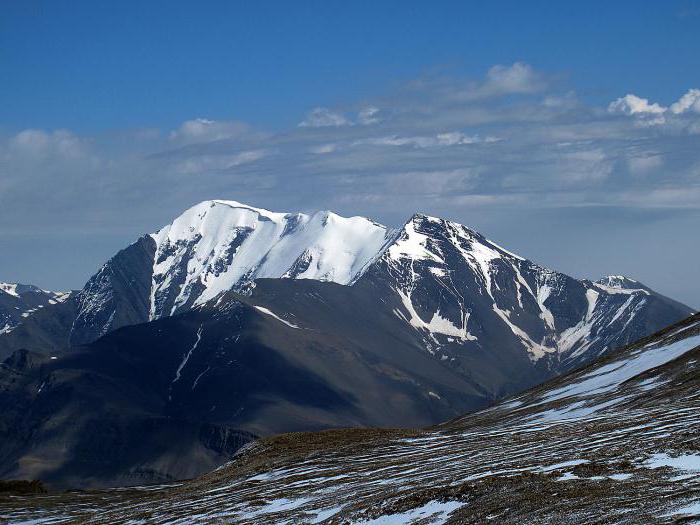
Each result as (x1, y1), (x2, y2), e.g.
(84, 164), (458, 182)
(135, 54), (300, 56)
(149, 200), (393, 318)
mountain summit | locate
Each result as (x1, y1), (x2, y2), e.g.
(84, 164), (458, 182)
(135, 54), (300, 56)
(0, 283), (69, 335)
(66, 200), (394, 345)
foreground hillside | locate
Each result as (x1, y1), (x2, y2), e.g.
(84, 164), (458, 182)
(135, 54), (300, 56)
(4, 313), (700, 524)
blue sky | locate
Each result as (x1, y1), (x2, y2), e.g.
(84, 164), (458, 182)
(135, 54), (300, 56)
(1, 1), (700, 307)
(3, 1), (699, 131)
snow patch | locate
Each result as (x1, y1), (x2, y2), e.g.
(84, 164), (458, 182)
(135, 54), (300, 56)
(543, 334), (700, 403)
(355, 500), (465, 524)
(254, 306), (300, 329)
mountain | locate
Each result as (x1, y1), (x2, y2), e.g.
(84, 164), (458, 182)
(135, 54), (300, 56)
(0, 280), (493, 488)
(364, 213), (693, 373)
(1, 200), (691, 363)
(0, 200), (693, 488)
(0, 275), (691, 489)
(5, 313), (700, 523)
(72, 199), (393, 346)
(0, 283), (70, 336)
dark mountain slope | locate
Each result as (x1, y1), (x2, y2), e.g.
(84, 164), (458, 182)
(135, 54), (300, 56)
(0, 281), (489, 489)
(0, 236), (155, 361)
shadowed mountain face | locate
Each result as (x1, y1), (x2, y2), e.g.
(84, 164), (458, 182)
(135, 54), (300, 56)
(0, 201), (693, 489)
(69, 235), (157, 346)
(6, 313), (699, 523)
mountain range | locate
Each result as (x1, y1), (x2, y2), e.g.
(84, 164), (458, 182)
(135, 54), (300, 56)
(0, 199), (693, 488)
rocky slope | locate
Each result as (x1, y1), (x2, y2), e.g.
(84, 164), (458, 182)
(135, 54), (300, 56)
(0, 280), (498, 489)
(6, 312), (699, 524)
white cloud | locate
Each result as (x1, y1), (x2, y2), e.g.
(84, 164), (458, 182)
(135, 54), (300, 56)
(384, 168), (477, 195)
(171, 149), (268, 175)
(357, 106), (380, 125)
(628, 154), (663, 174)
(309, 143), (337, 154)
(608, 94), (666, 115)
(298, 107), (350, 127)
(437, 132), (501, 145)
(355, 132), (498, 149)
(607, 89), (700, 128)
(670, 88), (700, 114)
(483, 62), (544, 96)
(10, 129), (87, 159)
(541, 91), (580, 111)
(169, 118), (249, 143)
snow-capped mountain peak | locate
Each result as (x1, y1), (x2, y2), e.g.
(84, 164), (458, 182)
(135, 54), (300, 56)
(148, 200), (394, 318)
(365, 214), (691, 364)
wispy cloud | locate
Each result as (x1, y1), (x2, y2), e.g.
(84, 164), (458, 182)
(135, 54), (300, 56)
(1, 62), (699, 239)
(298, 107), (350, 127)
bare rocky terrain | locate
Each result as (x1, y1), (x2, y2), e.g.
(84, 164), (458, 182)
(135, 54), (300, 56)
(3, 313), (700, 524)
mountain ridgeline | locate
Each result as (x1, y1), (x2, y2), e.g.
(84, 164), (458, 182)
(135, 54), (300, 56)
(0, 199), (693, 488)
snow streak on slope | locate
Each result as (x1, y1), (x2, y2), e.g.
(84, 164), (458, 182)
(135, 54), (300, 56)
(171, 327), (203, 387)
(542, 333), (700, 404)
(149, 200), (393, 319)
(253, 306), (300, 329)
